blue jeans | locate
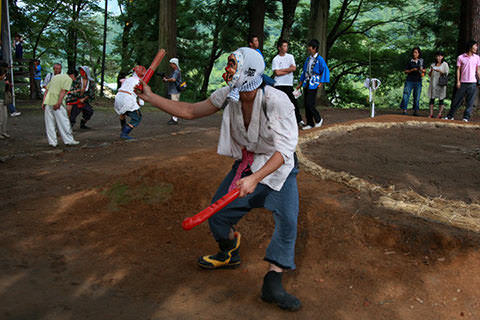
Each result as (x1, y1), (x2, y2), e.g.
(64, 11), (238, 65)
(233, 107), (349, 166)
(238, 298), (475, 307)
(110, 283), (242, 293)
(125, 110), (142, 127)
(447, 83), (477, 120)
(208, 160), (299, 269)
(7, 104), (16, 114)
(400, 81), (422, 111)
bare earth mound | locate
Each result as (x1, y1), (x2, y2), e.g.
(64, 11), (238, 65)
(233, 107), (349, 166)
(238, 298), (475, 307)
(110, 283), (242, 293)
(302, 125), (480, 203)
(2, 109), (480, 319)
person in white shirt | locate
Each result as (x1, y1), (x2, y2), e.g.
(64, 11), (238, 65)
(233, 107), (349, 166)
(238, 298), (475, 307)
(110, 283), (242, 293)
(136, 47), (302, 311)
(272, 39), (304, 126)
(114, 65), (146, 139)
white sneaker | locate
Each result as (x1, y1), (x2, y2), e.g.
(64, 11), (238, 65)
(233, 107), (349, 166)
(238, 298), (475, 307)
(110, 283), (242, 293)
(314, 118), (324, 128)
(10, 112), (21, 117)
(463, 118), (469, 122)
(443, 116), (453, 120)
(2, 133), (11, 138)
(298, 120), (306, 126)
(66, 140), (80, 145)
(301, 125), (313, 130)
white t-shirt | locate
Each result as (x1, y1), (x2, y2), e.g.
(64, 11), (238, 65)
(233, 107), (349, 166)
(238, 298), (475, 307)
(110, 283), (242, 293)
(272, 53), (295, 86)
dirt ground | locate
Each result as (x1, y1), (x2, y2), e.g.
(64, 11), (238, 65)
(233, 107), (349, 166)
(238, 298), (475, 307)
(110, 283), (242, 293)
(1, 99), (480, 320)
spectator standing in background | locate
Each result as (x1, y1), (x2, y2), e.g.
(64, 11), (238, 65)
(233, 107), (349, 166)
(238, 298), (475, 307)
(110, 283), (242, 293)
(33, 59), (42, 99)
(13, 34), (23, 60)
(445, 40), (480, 122)
(399, 47), (425, 116)
(297, 39), (330, 130)
(427, 51), (449, 118)
(163, 58), (182, 125)
(272, 39), (304, 126)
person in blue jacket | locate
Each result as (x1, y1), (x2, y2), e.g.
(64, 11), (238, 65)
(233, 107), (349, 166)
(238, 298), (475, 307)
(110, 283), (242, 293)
(296, 39), (330, 130)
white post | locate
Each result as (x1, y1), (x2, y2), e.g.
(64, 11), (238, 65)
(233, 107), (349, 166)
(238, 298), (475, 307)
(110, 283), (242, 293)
(5, 0), (15, 107)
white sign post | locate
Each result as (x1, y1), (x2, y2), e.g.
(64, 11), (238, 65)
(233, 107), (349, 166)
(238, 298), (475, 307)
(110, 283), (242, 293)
(364, 78), (381, 118)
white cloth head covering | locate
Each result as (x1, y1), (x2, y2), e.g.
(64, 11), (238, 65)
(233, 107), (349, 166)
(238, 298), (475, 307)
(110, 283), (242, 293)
(79, 66), (94, 81)
(169, 58), (180, 70)
(226, 47), (265, 102)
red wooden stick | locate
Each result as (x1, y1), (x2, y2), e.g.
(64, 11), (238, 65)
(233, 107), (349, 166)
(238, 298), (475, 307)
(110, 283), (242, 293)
(182, 189), (240, 231)
(136, 49), (166, 91)
(66, 99), (85, 108)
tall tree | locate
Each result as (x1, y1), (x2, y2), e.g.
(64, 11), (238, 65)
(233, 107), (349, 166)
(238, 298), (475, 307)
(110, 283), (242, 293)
(280, 0), (300, 41)
(114, 0), (134, 88)
(457, 0), (480, 56)
(57, 0), (102, 72)
(309, 0), (329, 59)
(158, 0), (177, 93)
(247, 0), (266, 49)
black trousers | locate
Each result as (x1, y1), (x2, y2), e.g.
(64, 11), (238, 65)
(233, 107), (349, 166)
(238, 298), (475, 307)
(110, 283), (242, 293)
(70, 102), (94, 125)
(275, 85), (303, 124)
(304, 88), (321, 126)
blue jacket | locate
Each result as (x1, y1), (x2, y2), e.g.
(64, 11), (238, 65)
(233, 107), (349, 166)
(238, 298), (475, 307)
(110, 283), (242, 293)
(34, 65), (42, 80)
(299, 54), (330, 89)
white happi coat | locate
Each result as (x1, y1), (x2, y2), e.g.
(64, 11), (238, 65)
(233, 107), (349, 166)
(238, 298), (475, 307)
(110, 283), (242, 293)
(209, 85), (298, 191)
(114, 74), (144, 115)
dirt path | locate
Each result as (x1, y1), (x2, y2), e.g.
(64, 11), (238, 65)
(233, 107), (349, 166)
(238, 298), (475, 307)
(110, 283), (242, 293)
(1, 102), (480, 319)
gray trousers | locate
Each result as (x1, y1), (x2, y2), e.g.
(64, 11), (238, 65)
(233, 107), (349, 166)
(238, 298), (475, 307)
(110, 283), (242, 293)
(447, 83), (478, 120)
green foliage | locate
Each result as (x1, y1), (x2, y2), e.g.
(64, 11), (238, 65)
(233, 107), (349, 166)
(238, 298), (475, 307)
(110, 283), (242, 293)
(8, 0), (462, 109)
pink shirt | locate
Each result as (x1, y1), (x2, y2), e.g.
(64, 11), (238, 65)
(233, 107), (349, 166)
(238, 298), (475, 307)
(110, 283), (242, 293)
(457, 53), (480, 83)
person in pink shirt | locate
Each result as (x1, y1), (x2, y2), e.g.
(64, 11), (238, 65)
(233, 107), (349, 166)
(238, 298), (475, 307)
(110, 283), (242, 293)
(445, 40), (480, 122)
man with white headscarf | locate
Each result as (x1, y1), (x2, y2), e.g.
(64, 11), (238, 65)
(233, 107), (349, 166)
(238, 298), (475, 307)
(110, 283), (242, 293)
(137, 47), (301, 311)
(163, 58), (182, 125)
(67, 66), (96, 129)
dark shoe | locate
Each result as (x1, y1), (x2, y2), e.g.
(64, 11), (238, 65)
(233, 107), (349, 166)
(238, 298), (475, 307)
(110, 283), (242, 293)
(167, 119), (178, 125)
(413, 111), (419, 117)
(120, 125), (135, 140)
(198, 232), (241, 269)
(261, 271), (301, 311)
(402, 110), (407, 115)
(80, 120), (91, 129)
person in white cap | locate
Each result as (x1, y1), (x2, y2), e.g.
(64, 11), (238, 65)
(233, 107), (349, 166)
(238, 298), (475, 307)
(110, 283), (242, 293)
(137, 47), (301, 311)
(163, 58), (182, 125)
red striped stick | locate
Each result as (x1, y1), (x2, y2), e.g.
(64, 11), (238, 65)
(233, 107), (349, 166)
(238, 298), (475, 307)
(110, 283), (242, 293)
(182, 189), (240, 231)
(136, 49), (166, 91)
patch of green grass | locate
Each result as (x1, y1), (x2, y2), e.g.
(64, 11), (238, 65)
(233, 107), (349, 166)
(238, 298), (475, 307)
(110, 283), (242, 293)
(102, 181), (173, 211)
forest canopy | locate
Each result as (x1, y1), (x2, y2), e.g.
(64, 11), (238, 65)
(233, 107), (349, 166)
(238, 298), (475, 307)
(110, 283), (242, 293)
(9, 0), (463, 108)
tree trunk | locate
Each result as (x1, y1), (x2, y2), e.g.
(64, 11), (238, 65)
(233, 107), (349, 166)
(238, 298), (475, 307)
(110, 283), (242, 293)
(280, 0), (300, 41)
(117, 0), (133, 90)
(100, 0), (108, 97)
(158, 0), (177, 95)
(457, 0), (480, 56)
(200, 33), (221, 99)
(247, 0), (265, 50)
(309, 0), (330, 105)
(309, 0), (329, 59)
(67, 2), (80, 72)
